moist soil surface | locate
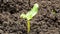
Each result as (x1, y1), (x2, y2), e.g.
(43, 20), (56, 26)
(0, 0), (60, 34)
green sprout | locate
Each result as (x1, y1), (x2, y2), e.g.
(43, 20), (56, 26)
(52, 9), (56, 14)
(20, 3), (39, 33)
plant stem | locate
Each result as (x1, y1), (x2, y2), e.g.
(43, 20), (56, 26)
(27, 20), (30, 34)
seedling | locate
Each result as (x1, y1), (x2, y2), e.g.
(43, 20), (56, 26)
(20, 3), (39, 33)
(52, 9), (56, 14)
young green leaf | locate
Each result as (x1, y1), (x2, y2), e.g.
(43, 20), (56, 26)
(20, 3), (39, 20)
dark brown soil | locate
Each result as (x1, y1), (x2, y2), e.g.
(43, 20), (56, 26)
(0, 0), (60, 34)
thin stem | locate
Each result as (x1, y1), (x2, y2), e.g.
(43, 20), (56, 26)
(27, 20), (30, 34)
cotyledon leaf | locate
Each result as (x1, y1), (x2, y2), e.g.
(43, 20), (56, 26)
(26, 3), (39, 20)
(20, 3), (39, 20)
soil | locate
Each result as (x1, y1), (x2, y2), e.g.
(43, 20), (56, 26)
(0, 0), (60, 34)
